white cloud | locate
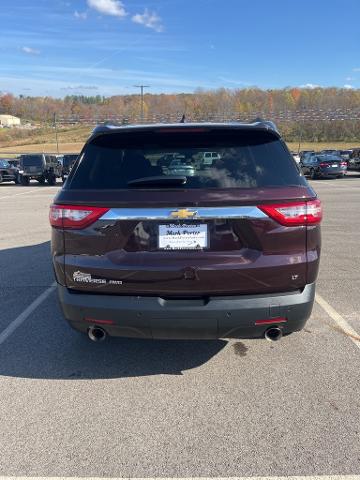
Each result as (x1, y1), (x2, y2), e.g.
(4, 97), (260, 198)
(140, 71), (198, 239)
(87, 0), (127, 17)
(344, 84), (354, 89)
(299, 83), (320, 89)
(61, 85), (99, 90)
(218, 76), (251, 86)
(21, 46), (40, 55)
(74, 10), (88, 20)
(132, 9), (163, 32)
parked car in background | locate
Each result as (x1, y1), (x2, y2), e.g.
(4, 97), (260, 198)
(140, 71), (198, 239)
(0, 158), (20, 184)
(299, 150), (315, 161)
(167, 158), (196, 176)
(320, 149), (339, 156)
(158, 153), (177, 168)
(339, 150), (352, 163)
(19, 153), (62, 185)
(300, 151), (316, 163)
(199, 151), (221, 168)
(300, 154), (347, 179)
(8, 159), (20, 169)
(348, 148), (360, 170)
(50, 121), (322, 343)
(61, 154), (78, 182)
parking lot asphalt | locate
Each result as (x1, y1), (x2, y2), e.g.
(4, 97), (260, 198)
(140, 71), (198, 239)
(0, 174), (360, 478)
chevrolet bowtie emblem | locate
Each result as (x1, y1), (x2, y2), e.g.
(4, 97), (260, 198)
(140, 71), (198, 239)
(170, 209), (198, 219)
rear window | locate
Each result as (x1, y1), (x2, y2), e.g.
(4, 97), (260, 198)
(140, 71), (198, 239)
(68, 129), (306, 190)
(21, 155), (43, 167)
(318, 155), (341, 162)
(62, 155), (78, 167)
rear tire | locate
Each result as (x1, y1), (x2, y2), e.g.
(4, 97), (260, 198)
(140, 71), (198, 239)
(47, 174), (56, 186)
(0, 173), (3, 184)
(14, 174), (20, 184)
(310, 169), (318, 180)
(38, 176), (46, 185)
(21, 176), (30, 186)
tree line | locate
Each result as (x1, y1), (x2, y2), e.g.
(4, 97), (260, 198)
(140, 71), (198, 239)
(1, 87), (360, 142)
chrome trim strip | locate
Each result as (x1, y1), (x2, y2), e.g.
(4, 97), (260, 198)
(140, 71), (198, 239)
(100, 206), (267, 220)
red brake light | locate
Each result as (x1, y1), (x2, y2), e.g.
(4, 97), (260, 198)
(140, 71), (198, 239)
(319, 162), (329, 167)
(259, 199), (322, 226)
(340, 161), (347, 166)
(49, 205), (109, 229)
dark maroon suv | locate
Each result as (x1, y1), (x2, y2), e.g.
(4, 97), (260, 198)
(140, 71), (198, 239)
(50, 122), (322, 342)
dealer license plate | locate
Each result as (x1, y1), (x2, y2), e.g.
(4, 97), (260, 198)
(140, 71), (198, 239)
(158, 223), (208, 250)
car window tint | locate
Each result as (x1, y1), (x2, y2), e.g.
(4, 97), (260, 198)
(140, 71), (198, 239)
(68, 130), (307, 190)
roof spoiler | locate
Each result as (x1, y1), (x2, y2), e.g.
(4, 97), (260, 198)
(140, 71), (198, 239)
(251, 117), (279, 133)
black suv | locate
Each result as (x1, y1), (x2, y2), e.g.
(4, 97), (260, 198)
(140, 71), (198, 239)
(50, 122), (322, 342)
(19, 154), (62, 185)
(61, 154), (78, 182)
(0, 159), (20, 184)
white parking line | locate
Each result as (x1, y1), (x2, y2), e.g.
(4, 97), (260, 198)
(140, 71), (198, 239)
(0, 187), (61, 200)
(0, 189), (38, 200)
(0, 282), (56, 345)
(0, 476), (360, 480)
(315, 293), (360, 350)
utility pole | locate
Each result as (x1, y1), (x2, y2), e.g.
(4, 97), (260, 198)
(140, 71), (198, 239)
(134, 85), (150, 123)
(53, 112), (59, 154)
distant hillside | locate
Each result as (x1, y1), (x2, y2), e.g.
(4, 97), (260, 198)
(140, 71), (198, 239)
(0, 125), (90, 149)
(1, 87), (360, 142)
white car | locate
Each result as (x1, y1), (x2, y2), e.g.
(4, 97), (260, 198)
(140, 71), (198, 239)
(200, 151), (221, 166)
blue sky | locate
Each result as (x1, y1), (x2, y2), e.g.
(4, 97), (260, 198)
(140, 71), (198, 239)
(1, 0), (360, 97)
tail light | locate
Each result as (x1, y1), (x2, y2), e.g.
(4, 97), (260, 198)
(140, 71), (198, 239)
(319, 162), (329, 167)
(259, 199), (322, 226)
(49, 204), (109, 229)
(340, 161), (347, 166)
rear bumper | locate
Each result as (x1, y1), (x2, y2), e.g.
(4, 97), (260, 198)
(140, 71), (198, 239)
(57, 283), (316, 339)
(320, 170), (346, 177)
(0, 175), (16, 181)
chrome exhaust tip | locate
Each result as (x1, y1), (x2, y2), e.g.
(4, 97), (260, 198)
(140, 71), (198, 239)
(88, 326), (107, 342)
(264, 327), (283, 342)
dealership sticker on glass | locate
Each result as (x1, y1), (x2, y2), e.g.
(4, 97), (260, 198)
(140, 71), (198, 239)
(158, 224), (208, 250)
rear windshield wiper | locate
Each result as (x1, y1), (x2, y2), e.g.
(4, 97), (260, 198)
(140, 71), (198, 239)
(127, 176), (187, 187)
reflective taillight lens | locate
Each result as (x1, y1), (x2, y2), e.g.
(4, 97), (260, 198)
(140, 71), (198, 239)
(259, 199), (322, 226)
(49, 205), (109, 229)
(319, 162), (329, 167)
(340, 161), (347, 166)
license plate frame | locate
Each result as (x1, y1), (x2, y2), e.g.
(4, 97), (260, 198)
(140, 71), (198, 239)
(158, 223), (209, 250)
